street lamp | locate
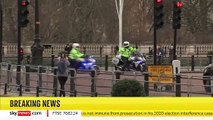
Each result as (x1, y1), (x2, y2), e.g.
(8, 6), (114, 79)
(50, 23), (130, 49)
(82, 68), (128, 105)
(115, 0), (124, 49)
(31, 0), (43, 65)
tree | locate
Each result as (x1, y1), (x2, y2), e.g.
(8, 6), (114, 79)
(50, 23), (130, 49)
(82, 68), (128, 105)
(183, 0), (213, 43)
(1, 0), (213, 44)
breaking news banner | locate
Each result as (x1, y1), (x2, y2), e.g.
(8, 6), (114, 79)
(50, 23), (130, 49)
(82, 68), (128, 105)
(0, 97), (213, 120)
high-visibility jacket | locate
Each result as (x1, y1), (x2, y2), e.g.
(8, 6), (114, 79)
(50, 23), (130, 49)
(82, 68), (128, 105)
(119, 47), (136, 58)
(69, 48), (84, 59)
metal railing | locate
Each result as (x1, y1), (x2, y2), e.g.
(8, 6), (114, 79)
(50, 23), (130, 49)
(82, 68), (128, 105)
(1, 54), (213, 72)
(0, 63), (213, 97)
(3, 44), (213, 57)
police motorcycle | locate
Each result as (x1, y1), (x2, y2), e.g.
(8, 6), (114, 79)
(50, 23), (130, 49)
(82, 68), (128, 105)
(70, 55), (100, 75)
(112, 52), (147, 72)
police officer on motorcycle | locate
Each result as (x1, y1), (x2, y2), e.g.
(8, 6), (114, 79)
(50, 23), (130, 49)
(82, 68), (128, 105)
(118, 41), (137, 70)
(68, 43), (85, 69)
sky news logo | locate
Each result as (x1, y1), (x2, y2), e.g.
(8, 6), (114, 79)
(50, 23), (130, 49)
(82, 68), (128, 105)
(18, 111), (31, 116)
(10, 110), (43, 116)
(10, 110), (31, 116)
(7, 110), (81, 118)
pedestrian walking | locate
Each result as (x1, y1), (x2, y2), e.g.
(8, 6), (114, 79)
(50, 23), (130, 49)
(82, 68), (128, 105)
(56, 52), (70, 97)
(157, 45), (164, 64)
(169, 45), (174, 63)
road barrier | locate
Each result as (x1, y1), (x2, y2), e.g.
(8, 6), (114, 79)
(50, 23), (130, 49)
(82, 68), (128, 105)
(70, 69), (76, 97)
(0, 62), (212, 97)
(144, 72), (149, 96)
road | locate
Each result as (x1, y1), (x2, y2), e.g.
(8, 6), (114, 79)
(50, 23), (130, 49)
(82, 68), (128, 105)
(0, 69), (211, 97)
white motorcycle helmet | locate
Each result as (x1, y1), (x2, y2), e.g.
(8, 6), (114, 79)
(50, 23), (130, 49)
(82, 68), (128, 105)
(72, 43), (80, 50)
(123, 41), (130, 48)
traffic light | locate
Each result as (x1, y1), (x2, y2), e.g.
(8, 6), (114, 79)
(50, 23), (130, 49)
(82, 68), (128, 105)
(154, 0), (164, 29)
(19, 48), (24, 61)
(19, 0), (29, 27)
(173, 0), (182, 29)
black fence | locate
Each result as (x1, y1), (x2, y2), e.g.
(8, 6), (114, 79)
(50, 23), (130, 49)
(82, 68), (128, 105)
(2, 55), (213, 72)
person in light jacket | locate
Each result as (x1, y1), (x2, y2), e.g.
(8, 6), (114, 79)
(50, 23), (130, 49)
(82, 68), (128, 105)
(56, 52), (70, 97)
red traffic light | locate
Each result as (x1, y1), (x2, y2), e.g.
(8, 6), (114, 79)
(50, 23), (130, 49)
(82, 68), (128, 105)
(19, 48), (24, 55)
(176, 1), (182, 8)
(21, 1), (29, 6)
(155, 0), (163, 3)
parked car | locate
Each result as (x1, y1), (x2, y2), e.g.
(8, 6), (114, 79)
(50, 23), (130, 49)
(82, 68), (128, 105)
(203, 64), (213, 92)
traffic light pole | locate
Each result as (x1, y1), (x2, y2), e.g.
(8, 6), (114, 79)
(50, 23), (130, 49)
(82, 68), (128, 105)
(153, 0), (164, 65)
(31, 0), (43, 66)
(17, 0), (21, 87)
(153, 0), (157, 65)
(153, 27), (157, 65)
(172, 0), (182, 60)
(0, 0), (2, 63)
(173, 29), (177, 60)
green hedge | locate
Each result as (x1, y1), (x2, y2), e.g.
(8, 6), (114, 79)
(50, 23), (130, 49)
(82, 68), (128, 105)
(207, 51), (213, 56)
(111, 79), (145, 97)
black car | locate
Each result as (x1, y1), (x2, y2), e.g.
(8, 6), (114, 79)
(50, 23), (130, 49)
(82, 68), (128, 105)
(203, 64), (213, 92)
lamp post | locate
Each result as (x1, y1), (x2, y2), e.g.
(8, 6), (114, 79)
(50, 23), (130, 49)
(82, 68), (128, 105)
(115, 0), (124, 48)
(31, 0), (43, 65)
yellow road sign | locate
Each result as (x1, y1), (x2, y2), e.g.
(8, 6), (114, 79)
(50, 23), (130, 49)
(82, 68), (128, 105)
(148, 65), (173, 83)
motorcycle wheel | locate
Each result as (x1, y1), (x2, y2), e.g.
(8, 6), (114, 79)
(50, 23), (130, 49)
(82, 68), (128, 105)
(136, 64), (144, 72)
(115, 65), (123, 71)
(89, 66), (100, 77)
(142, 64), (148, 72)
